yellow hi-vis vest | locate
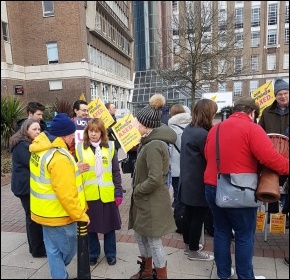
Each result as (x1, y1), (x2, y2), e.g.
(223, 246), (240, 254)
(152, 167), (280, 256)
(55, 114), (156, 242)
(75, 141), (115, 202)
(30, 148), (86, 218)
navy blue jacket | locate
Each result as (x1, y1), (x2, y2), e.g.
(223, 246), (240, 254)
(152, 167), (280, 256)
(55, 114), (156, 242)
(11, 141), (31, 197)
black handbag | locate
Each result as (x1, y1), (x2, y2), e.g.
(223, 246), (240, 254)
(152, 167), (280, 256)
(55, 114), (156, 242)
(120, 157), (133, 174)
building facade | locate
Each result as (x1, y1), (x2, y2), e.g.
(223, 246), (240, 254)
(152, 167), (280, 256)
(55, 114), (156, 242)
(1, 1), (134, 116)
(132, 1), (289, 110)
(174, 1), (289, 104)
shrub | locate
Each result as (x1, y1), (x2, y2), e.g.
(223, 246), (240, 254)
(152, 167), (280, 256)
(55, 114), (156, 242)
(54, 98), (73, 118)
(43, 104), (56, 121)
(1, 153), (12, 175)
(1, 96), (26, 150)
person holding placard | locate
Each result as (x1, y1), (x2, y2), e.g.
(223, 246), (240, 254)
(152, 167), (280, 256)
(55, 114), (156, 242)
(76, 118), (123, 267)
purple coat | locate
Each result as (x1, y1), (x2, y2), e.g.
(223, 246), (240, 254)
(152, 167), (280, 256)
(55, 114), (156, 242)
(76, 143), (123, 234)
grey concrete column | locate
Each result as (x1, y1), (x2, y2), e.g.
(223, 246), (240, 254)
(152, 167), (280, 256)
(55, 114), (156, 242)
(108, 84), (113, 102)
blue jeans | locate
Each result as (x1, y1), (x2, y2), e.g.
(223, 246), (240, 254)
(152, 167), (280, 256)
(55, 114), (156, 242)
(42, 223), (77, 279)
(205, 185), (257, 279)
(88, 230), (116, 259)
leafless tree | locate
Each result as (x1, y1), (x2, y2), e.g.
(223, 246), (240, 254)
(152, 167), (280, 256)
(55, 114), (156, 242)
(157, 1), (251, 105)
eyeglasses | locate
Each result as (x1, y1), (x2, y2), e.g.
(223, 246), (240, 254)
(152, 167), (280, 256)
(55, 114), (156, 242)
(276, 92), (289, 98)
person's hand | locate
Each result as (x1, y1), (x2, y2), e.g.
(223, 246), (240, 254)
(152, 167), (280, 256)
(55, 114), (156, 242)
(115, 197), (122, 206)
(77, 161), (90, 173)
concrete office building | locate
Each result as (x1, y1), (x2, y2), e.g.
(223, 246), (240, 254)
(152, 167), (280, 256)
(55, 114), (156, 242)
(1, 1), (134, 115)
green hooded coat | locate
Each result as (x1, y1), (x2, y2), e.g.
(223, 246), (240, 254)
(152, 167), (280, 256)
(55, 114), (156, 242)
(128, 124), (177, 237)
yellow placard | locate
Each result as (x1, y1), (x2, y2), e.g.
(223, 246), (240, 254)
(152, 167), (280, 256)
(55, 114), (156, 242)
(251, 81), (275, 119)
(112, 113), (141, 153)
(79, 93), (86, 101)
(269, 213), (286, 234)
(87, 97), (114, 128)
(256, 212), (266, 231)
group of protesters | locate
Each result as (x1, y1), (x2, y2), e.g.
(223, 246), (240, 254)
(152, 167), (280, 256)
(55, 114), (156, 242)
(9, 77), (289, 279)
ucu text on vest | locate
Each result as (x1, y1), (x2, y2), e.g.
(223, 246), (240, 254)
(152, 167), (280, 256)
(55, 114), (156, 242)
(31, 153), (40, 167)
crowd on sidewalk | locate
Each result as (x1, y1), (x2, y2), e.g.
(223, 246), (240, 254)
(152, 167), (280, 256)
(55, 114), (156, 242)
(7, 78), (289, 279)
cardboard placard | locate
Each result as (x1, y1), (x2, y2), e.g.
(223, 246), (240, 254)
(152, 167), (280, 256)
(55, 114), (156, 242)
(256, 212), (266, 231)
(269, 213), (286, 234)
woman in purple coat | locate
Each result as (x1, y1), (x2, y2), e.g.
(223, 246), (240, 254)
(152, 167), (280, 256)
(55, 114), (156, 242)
(76, 118), (123, 266)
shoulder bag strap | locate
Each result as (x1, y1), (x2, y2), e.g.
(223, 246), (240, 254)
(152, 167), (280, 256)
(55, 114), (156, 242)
(171, 124), (185, 130)
(216, 123), (221, 174)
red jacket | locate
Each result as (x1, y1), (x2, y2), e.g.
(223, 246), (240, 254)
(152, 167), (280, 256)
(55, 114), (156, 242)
(204, 112), (289, 187)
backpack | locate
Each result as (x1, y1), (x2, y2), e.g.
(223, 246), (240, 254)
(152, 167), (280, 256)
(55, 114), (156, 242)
(173, 200), (185, 234)
(173, 202), (215, 236)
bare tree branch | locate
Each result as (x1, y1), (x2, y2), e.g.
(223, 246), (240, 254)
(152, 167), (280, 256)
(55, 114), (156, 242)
(156, 2), (251, 105)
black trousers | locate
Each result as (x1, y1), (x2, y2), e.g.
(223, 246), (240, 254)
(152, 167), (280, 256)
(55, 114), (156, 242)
(182, 205), (208, 251)
(19, 195), (46, 256)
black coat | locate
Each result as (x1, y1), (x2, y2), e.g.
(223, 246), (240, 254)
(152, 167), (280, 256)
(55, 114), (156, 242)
(107, 115), (121, 149)
(11, 141), (31, 197)
(15, 118), (47, 133)
(179, 125), (209, 207)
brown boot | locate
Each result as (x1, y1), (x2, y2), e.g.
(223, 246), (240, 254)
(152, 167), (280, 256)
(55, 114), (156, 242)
(153, 265), (167, 279)
(130, 256), (153, 279)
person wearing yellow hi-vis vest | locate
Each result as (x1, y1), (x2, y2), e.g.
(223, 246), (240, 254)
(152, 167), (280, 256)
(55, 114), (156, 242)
(29, 113), (89, 279)
(75, 118), (123, 267)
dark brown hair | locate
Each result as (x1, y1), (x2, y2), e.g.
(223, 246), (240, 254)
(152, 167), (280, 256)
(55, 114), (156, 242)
(27, 102), (45, 115)
(170, 104), (185, 117)
(190, 99), (218, 130)
(83, 118), (108, 146)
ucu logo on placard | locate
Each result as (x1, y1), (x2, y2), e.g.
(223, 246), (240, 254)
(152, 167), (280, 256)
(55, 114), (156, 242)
(76, 119), (88, 126)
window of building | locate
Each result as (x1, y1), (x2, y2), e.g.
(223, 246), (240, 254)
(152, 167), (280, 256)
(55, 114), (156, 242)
(285, 27), (289, 44)
(218, 59), (226, 74)
(42, 1), (54, 17)
(233, 81), (243, 96)
(46, 42), (58, 64)
(250, 55), (259, 72)
(218, 82), (227, 92)
(251, 7), (260, 27)
(267, 29), (277, 46)
(250, 80), (259, 95)
(286, 3), (289, 23)
(234, 56), (243, 73)
(283, 53), (289, 69)
(2, 21), (9, 42)
(201, 84), (210, 93)
(251, 31), (260, 47)
(49, 80), (62, 90)
(268, 3), (277, 25)
(172, 1), (178, 12)
(267, 53), (276, 70)
(95, 11), (101, 30)
(202, 60), (211, 75)
(235, 8), (243, 29)
(234, 32), (243, 49)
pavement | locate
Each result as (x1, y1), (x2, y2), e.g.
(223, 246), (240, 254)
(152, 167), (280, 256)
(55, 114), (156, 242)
(1, 147), (289, 279)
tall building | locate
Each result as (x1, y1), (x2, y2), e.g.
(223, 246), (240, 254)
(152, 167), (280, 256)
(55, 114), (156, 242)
(132, 1), (192, 114)
(173, 1), (289, 104)
(1, 1), (134, 115)
(133, 1), (289, 110)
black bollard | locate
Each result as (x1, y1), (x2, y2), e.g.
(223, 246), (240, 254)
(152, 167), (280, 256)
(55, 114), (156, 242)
(77, 221), (91, 279)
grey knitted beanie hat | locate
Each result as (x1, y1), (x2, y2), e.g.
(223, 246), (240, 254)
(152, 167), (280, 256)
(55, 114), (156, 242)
(136, 94), (166, 128)
(274, 78), (289, 96)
